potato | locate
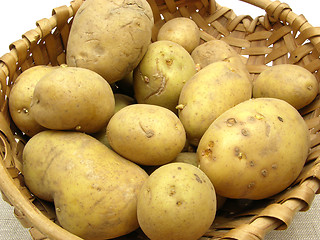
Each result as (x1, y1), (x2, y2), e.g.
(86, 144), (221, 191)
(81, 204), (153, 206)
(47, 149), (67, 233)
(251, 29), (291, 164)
(191, 39), (246, 70)
(22, 130), (148, 239)
(171, 152), (198, 166)
(106, 104), (186, 166)
(133, 40), (196, 113)
(30, 66), (115, 133)
(178, 61), (252, 146)
(8, 65), (56, 136)
(252, 64), (319, 109)
(197, 98), (310, 200)
(137, 162), (216, 240)
(66, 0), (154, 84)
(157, 17), (200, 53)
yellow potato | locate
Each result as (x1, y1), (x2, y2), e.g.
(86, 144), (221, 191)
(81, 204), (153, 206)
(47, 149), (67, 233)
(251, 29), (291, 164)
(171, 152), (198, 166)
(137, 162), (216, 240)
(8, 65), (55, 136)
(30, 66), (115, 133)
(106, 104), (186, 165)
(23, 130), (148, 239)
(253, 64), (319, 109)
(178, 61), (252, 146)
(191, 39), (246, 70)
(197, 98), (310, 200)
(133, 40), (196, 113)
(66, 0), (154, 83)
(157, 17), (200, 53)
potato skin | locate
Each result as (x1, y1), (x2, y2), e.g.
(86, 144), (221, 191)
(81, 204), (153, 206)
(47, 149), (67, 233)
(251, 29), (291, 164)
(9, 66), (55, 136)
(106, 104), (186, 166)
(157, 17), (200, 53)
(178, 61), (252, 146)
(137, 162), (216, 240)
(66, 0), (154, 83)
(253, 64), (319, 109)
(133, 40), (196, 113)
(197, 98), (310, 200)
(30, 66), (115, 133)
(23, 130), (148, 240)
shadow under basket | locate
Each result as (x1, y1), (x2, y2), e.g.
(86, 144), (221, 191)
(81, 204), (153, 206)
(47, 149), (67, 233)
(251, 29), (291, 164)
(1, 0), (320, 239)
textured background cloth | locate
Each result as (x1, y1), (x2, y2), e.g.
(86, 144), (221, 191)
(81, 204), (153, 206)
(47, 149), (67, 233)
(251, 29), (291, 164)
(0, 0), (320, 239)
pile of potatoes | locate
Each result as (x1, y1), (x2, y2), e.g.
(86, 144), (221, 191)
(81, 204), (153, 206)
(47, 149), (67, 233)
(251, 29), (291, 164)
(8, 0), (318, 239)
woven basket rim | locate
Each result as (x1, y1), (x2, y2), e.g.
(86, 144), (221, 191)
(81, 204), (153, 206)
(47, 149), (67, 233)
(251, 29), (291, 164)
(1, 0), (320, 239)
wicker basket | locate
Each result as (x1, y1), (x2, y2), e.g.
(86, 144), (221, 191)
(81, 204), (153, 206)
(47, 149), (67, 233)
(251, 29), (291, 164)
(1, 0), (320, 239)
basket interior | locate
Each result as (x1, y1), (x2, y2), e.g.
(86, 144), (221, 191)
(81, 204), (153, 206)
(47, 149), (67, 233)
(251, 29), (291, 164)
(0, 0), (320, 239)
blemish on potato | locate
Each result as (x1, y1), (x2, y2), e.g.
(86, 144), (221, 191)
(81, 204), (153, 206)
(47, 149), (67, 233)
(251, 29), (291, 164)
(169, 185), (176, 196)
(75, 125), (82, 131)
(22, 107), (29, 114)
(272, 164), (277, 169)
(247, 182), (255, 189)
(237, 152), (246, 160)
(255, 113), (264, 120)
(241, 128), (249, 136)
(226, 118), (237, 127)
(208, 141), (214, 148)
(307, 85), (313, 91)
(56, 207), (61, 212)
(234, 147), (240, 156)
(249, 160), (255, 167)
(175, 104), (185, 110)
(265, 123), (271, 137)
(261, 169), (268, 177)
(278, 116), (284, 122)
(166, 59), (173, 66)
(201, 148), (212, 157)
(143, 75), (150, 83)
(177, 167), (182, 170)
(176, 201), (182, 206)
(194, 173), (203, 183)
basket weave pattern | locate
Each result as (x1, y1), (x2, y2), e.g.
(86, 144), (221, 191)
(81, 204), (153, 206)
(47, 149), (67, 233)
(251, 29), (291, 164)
(1, 0), (320, 239)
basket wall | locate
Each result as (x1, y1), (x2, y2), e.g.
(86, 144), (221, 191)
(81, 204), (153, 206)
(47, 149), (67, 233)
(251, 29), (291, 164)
(0, 0), (320, 239)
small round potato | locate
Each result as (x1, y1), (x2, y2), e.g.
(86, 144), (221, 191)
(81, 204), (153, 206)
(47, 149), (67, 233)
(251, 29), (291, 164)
(191, 39), (246, 71)
(30, 66), (115, 133)
(133, 40), (196, 113)
(253, 64), (319, 109)
(9, 65), (56, 136)
(137, 162), (216, 240)
(106, 104), (186, 165)
(197, 98), (310, 200)
(157, 17), (200, 53)
(178, 61), (252, 146)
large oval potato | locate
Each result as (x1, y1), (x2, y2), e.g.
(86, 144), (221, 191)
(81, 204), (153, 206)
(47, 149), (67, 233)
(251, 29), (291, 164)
(197, 98), (310, 200)
(133, 40), (196, 113)
(106, 104), (186, 166)
(23, 130), (148, 239)
(9, 65), (56, 136)
(66, 0), (154, 83)
(30, 66), (115, 133)
(253, 64), (319, 109)
(137, 162), (216, 240)
(157, 17), (200, 53)
(178, 61), (252, 146)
